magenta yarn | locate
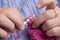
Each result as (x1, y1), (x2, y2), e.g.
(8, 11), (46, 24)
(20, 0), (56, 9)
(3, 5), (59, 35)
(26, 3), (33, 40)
(27, 17), (55, 40)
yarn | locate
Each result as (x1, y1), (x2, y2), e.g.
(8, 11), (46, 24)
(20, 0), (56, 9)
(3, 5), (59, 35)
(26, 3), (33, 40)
(27, 16), (55, 40)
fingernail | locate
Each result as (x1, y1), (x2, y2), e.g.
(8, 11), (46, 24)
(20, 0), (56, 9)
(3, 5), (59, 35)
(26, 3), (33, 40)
(37, 4), (41, 9)
(12, 29), (17, 32)
(18, 25), (25, 30)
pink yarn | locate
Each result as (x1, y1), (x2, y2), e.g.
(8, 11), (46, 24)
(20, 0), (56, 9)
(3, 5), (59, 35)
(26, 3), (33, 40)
(27, 17), (55, 40)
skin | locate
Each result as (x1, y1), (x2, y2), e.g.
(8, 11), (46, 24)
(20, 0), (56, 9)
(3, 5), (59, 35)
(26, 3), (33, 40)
(0, 0), (60, 40)
(32, 0), (60, 39)
(0, 8), (24, 38)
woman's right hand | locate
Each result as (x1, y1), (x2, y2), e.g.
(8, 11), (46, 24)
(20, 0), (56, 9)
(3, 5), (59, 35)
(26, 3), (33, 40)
(0, 8), (24, 38)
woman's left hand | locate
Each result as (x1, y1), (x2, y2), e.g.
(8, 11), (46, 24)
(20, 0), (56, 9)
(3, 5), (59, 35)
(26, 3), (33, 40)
(32, 0), (60, 37)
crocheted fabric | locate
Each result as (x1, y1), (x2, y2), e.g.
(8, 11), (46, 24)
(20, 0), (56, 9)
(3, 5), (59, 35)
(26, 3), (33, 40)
(27, 17), (55, 40)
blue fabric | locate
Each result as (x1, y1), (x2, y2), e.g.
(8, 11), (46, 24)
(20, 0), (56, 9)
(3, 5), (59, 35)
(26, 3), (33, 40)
(57, 0), (60, 7)
(0, 0), (59, 40)
(0, 0), (46, 40)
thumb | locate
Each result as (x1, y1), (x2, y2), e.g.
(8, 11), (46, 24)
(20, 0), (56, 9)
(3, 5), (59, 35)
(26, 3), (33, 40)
(37, 0), (56, 9)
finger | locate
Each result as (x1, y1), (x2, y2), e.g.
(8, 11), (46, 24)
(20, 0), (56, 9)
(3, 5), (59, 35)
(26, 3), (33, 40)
(0, 28), (10, 38)
(46, 27), (60, 36)
(0, 15), (15, 32)
(32, 9), (56, 28)
(7, 9), (24, 30)
(37, 0), (56, 9)
(42, 16), (60, 31)
(0, 8), (24, 30)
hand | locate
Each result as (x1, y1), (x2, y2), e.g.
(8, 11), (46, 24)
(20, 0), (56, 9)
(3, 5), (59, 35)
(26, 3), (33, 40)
(0, 8), (24, 38)
(32, 0), (60, 36)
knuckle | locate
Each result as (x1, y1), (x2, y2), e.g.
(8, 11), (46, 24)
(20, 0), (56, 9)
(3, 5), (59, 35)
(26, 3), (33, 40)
(44, 10), (55, 19)
(1, 8), (17, 12)
(45, 20), (52, 27)
(6, 8), (18, 14)
(0, 8), (18, 16)
(46, 19), (55, 27)
(45, 20), (56, 30)
(4, 8), (17, 15)
(10, 23), (15, 30)
(42, 20), (52, 31)
(7, 8), (18, 12)
(0, 15), (5, 22)
(44, 11), (51, 18)
(46, 27), (60, 36)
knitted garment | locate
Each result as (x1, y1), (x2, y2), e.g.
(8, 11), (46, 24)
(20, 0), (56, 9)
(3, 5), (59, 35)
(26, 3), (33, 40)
(27, 17), (55, 40)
